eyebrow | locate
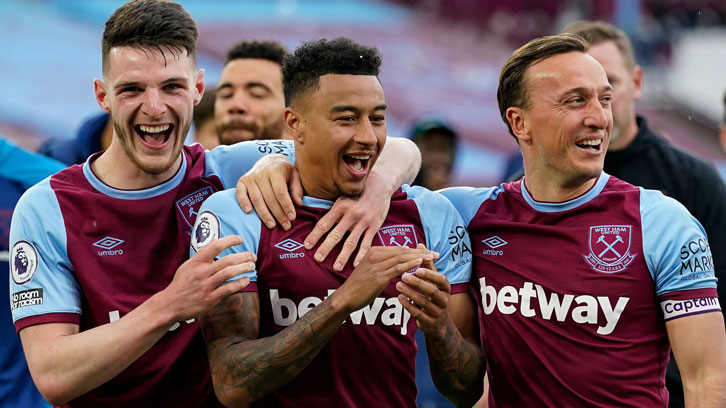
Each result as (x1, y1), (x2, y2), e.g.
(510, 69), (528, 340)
(217, 81), (273, 93)
(330, 104), (387, 113)
(114, 77), (187, 91)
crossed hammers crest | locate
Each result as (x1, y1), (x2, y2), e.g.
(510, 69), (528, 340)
(596, 234), (624, 258)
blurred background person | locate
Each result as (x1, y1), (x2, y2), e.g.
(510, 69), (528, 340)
(410, 117), (458, 191)
(192, 87), (219, 149)
(1, 136), (63, 407)
(214, 39), (289, 144)
(37, 112), (112, 166)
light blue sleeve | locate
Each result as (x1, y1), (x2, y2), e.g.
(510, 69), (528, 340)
(640, 188), (717, 296)
(438, 186), (499, 226)
(0, 137), (65, 187)
(405, 185), (472, 286)
(204, 139), (295, 189)
(190, 189), (261, 282)
(9, 179), (81, 323)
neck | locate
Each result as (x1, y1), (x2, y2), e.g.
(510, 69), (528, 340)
(522, 169), (598, 203)
(91, 142), (183, 190)
(297, 165), (337, 201)
(607, 116), (639, 151)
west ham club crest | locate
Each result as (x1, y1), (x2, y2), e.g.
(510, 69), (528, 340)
(583, 225), (636, 273)
(176, 187), (214, 229)
(377, 224), (419, 248)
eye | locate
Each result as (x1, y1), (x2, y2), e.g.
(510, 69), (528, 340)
(600, 95), (613, 105)
(371, 115), (386, 124)
(566, 97), (584, 104)
(164, 83), (182, 91)
(337, 116), (356, 122)
(120, 86), (142, 94)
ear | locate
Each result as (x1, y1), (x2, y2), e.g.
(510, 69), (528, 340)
(506, 107), (531, 145)
(193, 69), (205, 106)
(631, 65), (644, 101)
(284, 107), (304, 143)
(94, 79), (112, 114)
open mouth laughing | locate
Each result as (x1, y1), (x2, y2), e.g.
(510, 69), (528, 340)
(135, 124), (174, 149)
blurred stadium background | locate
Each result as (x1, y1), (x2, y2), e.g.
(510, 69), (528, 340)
(1, 0), (725, 186)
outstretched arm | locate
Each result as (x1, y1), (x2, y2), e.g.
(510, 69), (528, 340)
(202, 246), (433, 407)
(19, 237), (254, 405)
(667, 312), (726, 407)
(398, 260), (485, 407)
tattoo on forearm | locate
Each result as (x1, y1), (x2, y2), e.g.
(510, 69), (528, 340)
(200, 292), (344, 403)
(427, 321), (485, 408)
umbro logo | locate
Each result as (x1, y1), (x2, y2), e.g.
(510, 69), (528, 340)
(274, 239), (305, 260)
(93, 237), (124, 250)
(482, 236), (506, 256)
(93, 236), (124, 256)
(482, 236), (507, 249)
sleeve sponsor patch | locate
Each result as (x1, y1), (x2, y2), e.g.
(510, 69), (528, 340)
(11, 288), (43, 310)
(11, 240), (39, 284)
(661, 297), (721, 321)
(191, 211), (220, 252)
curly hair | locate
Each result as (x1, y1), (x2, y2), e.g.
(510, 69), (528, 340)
(102, 0), (198, 74)
(282, 37), (382, 107)
(225, 39), (288, 66)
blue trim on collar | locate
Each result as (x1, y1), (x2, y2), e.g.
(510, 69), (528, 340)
(521, 173), (610, 213)
(82, 151), (187, 200)
(301, 196), (334, 209)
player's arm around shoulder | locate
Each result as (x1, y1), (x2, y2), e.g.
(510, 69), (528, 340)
(398, 186), (485, 407)
(640, 188), (726, 406)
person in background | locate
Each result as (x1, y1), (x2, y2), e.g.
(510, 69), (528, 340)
(193, 87), (219, 149)
(410, 117), (458, 191)
(37, 112), (112, 166)
(215, 39), (289, 144)
(1, 136), (64, 407)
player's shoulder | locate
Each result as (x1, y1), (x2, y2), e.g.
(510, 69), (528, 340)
(639, 187), (691, 218)
(200, 188), (240, 213)
(402, 184), (457, 209)
(15, 177), (57, 214)
(438, 185), (501, 203)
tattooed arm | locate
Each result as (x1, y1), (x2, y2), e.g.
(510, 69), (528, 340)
(200, 246), (435, 407)
(398, 263), (485, 407)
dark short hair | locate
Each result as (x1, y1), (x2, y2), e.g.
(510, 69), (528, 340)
(282, 37), (382, 107)
(193, 87), (216, 130)
(225, 39), (288, 66)
(497, 33), (588, 137)
(562, 20), (636, 68)
(102, 0), (198, 74)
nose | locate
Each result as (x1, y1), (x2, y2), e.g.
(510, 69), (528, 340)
(141, 88), (167, 118)
(583, 99), (610, 130)
(227, 91), (248, 115)
(353, 117), (380, 147)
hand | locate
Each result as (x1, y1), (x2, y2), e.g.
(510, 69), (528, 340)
(305, 171), (392, 271)
(161, 235), (256, 322)
(235, 154), (303, 231)
(333, 245), (436, 314)
(396, 255), (451, 339)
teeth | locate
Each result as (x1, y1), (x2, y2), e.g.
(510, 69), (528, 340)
(348, 154), (371, 160)
(579, 139), (601, 146)
(139, 124), (170, 134)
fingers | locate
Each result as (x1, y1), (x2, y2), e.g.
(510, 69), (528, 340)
(352, 228), (376, 268)
(289, 167), (304, 207)
(235, 178), (252, 213)
(195, 235), (243, 262)
(304, 206), (343, 253)
(211, 276), (251, 299)
(208, 252), (257, 284)
(254, 177), (289, 230)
